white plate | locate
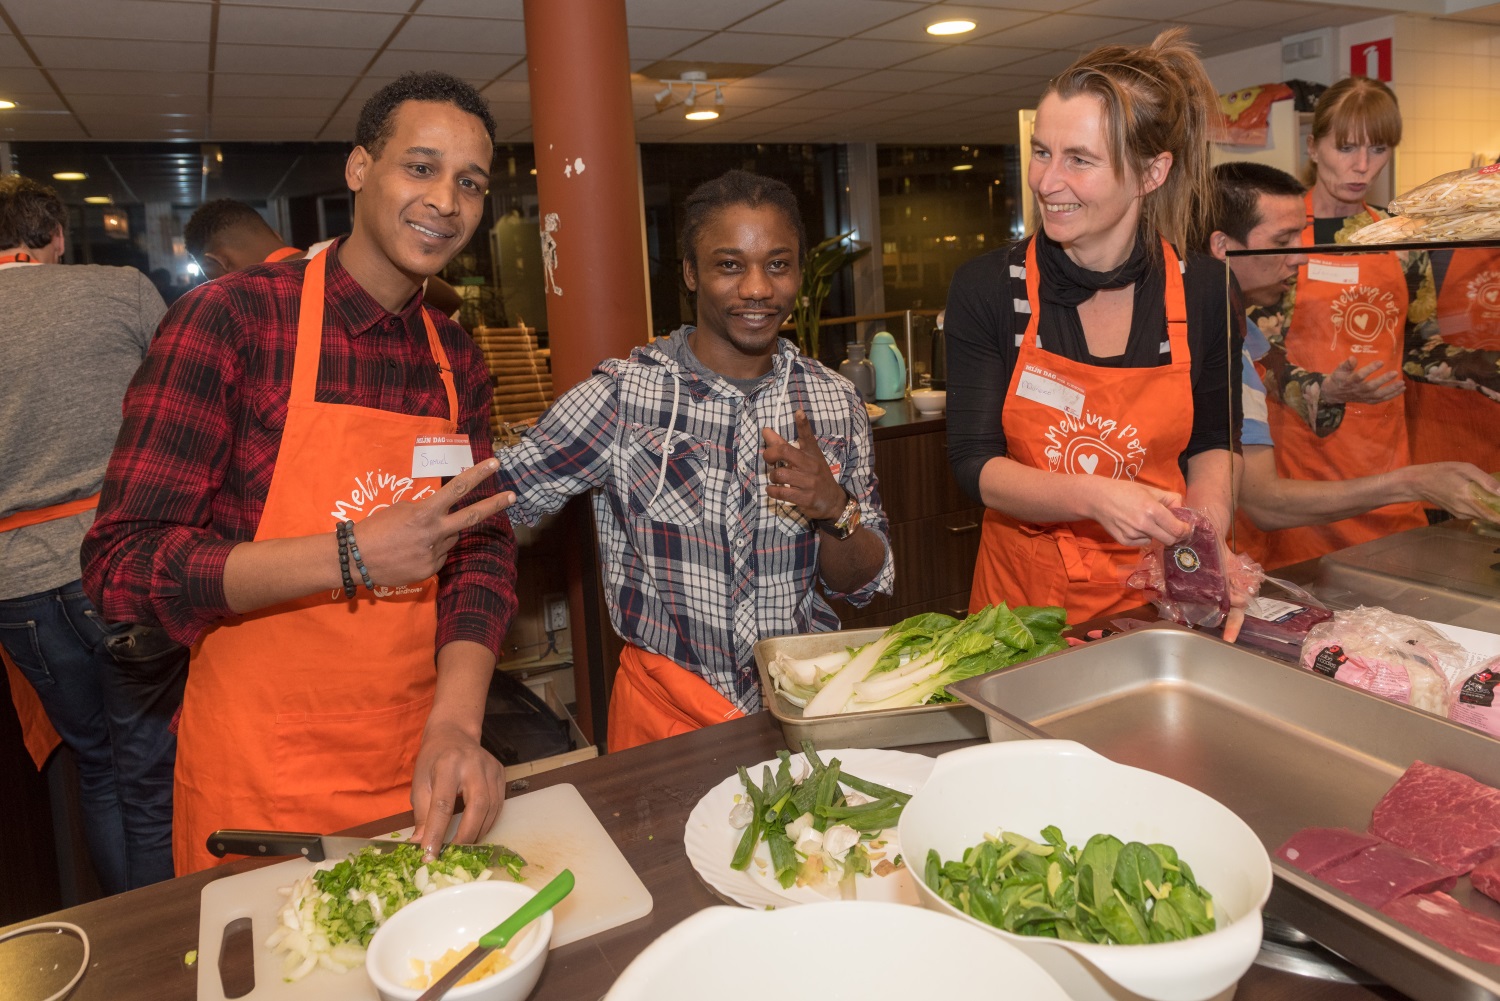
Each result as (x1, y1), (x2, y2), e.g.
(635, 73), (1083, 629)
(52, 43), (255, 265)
(683, 747), (934, 909)
(864, 403), (886, 420)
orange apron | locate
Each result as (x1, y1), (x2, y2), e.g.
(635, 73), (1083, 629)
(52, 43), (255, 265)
(1, 492), (104, 769)
(1262, 196), (1425, 569)
(970, 237), (1193, 623)
(606, 644), (744, 753)
(264, 246), (303, 263)
(1406, 249), (1500, 471)
(173, 249), (458, 875)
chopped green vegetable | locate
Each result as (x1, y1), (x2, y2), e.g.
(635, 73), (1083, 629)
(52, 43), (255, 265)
(925, 826), (1216, 945)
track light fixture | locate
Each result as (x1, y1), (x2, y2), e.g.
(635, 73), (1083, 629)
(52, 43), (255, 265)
(653, 69), (726, 122)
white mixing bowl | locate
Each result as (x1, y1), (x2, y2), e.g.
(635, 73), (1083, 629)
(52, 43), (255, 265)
(910, 388), (947, 413)
(898, 741), (1272, 1001)
(603, 901), (1071, 1001)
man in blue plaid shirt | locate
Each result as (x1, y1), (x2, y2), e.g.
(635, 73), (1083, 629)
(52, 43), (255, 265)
(497, 170), (893, 750)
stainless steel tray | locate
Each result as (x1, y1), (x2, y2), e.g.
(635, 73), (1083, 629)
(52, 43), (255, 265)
(752, 628), (987, 751)
(948, 624), (1500, 1001)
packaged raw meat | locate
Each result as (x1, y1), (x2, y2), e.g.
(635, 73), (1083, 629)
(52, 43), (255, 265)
(1125, 508), (1257, 629)
(1275, 827), (1380, 875)
(1300, 607), (1472, 717)
(1236, 597), (1334, 661)
(1473, 853), (1500, 906)
(1380, 891), (1500, 965)
(1451, 655), (1500, 739)
(1315, 842), (1459, 908)
(1370, 760), (1500, 873)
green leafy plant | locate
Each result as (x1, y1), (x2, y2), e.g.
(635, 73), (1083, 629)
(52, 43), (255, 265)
(793, 231), (871, 362)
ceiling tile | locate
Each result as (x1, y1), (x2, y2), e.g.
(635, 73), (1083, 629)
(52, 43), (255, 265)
(833, 68), (967, 93)
(628, 27), (714, 60)
(0, 34), (30, 68)
(214, 44), (375, 76)
(6, 0), (212, 41)
(482, 79), (530, 103)
(913, 71), (1044, 95)
(733, 0), (925, 37)
(412, 0), (525, 16)
(777, 88), (885, 110)
(0, 90), (65, 112)
(1069, 0), (1223, 18)
(27, 37), (210, 72)
(624, 0), (781, 31)
(671, 31), (839, 63)
(713, 85), (800, 108)
(216, 6), (403, 48)
(983, 14), (1151, 50)
(790, 37), (952, 69)
(213, 73), (356, 99)
(858, 4), (1043, 42)
(213, 94), (338, 118)
(1, 119), (89, 140)
(389, 15), (527, 54)
(0, 66), (50, 92)
(1182, 1), (1322, 29)
(48, 69), (208, 96)
(218, 0), (416, 11)
(896, 43), (1050, 74)
(994, 49), (1083, 75)
(368, 49), (514, 79)
(735, 65), (869, 89)
(71, 92), (207, 114)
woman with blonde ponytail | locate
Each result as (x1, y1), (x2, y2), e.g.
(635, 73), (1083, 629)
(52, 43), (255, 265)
(946, 28), (1244, 627)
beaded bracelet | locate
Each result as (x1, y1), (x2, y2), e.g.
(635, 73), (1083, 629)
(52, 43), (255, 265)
(344, 520), (375, 590)
(335, 521), (356, 599)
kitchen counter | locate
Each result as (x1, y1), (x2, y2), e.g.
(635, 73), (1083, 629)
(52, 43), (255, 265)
(1, 711), (1413, 1001)
(868, 396), (947, 440)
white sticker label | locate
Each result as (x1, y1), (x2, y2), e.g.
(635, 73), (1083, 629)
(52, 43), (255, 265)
(1248, 597), (1304, 622)
(1015, 364), (1084, 417)
(411, 434), (474, 478)
(1307, 260), (1359, 285)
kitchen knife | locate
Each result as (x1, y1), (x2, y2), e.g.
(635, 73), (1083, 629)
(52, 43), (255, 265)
(206, 829), (414, 862)
(415, 868), (574, 1001)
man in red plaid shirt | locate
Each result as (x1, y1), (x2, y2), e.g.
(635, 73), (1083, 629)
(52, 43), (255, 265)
(82, 72), (518, 874)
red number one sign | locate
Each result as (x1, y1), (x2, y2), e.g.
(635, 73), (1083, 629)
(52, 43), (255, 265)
(1351, 38), (1392, 81)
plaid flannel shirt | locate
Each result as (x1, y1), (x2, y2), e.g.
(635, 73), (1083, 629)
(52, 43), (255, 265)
(497, 328), (893, 713)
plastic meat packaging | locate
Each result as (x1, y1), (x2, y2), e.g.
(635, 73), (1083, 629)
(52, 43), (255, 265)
(1126, 508), (1234, 628)
(1452, 655), (1500, 738)
(1299, 608), (1473, 717)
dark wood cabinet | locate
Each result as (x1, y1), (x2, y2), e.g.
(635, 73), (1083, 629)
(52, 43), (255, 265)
(836, 410), (983, 629)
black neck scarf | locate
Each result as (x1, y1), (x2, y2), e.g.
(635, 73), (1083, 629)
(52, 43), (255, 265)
(1033, 229), (1168, 368)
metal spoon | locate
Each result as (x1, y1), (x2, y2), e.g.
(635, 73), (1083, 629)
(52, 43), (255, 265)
(414, 868), (575, 1001)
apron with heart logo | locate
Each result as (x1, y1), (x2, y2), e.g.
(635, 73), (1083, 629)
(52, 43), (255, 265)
(969, 236), (1193, 622)
(1260, 195), (1425, 569)
(1405, 248), (1500, 471)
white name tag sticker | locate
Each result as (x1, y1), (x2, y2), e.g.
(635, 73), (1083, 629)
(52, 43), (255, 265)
(1307, 260), (1359, 285)
(412, 434), (474, 478)
(1015, 364), (1085, 417)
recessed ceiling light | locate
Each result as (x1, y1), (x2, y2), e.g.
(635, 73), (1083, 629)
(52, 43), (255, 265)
(0, 100), (16, 110)
(952, 163), (974, 171)
(927, 19), (976, 36)
(84, 195), (112, 204)
(52, 171), (88, 181)
(685, 108), (719, 121)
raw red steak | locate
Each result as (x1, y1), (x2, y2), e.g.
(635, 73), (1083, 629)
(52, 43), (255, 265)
(1370, 761), (1500, 872)
(1276, 827), (1380, 875)
(1316, 843), (1459, 908)
(1380, 892), (1500, 965)
(1474, 853), (1500, 906)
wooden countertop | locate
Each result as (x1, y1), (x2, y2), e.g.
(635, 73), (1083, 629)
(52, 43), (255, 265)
(870, 397), (947, 440)
(1, 711), (1412, 1001)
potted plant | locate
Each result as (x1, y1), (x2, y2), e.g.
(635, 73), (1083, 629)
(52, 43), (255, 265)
(793, 231), (870, 363)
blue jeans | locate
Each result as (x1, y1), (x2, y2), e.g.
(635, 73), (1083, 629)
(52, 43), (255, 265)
(0, 581), (187, 892)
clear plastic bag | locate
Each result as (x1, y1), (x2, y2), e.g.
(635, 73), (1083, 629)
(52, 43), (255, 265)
(1124, 508), (1259, 629)
(1299, 608), (1474, 717)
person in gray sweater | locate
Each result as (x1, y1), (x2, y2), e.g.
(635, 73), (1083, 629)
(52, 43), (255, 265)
(0, 174), (187, 892)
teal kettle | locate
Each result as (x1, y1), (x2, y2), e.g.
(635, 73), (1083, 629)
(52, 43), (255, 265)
(870, 331), (907, 400)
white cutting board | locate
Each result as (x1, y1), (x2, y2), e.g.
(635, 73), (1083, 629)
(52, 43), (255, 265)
(197, 783), (652, 1000)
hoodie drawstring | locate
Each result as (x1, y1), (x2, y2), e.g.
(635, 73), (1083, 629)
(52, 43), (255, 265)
(648, 371), (683, 510)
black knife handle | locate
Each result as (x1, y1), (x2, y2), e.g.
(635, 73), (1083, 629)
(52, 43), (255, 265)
(207, 830), (326, 860)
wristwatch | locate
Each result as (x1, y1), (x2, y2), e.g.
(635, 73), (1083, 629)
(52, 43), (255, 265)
(814, 490), (861, 540)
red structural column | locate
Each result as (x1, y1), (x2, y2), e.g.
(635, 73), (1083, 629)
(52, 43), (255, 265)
(523, 0), (650, 391)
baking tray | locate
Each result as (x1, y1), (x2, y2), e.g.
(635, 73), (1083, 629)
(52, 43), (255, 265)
(752, 627), (987, 751)
(948, 623), (1500, 1001)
